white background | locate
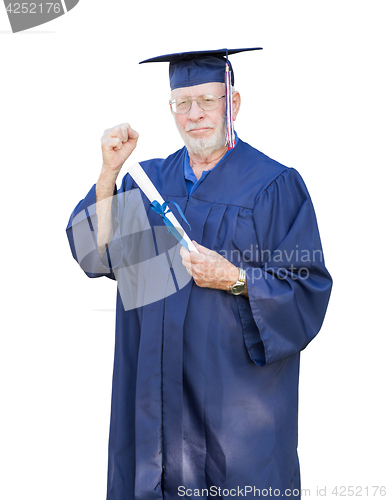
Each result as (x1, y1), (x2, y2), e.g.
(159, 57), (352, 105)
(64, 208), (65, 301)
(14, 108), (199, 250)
(1, 1), (387, 498)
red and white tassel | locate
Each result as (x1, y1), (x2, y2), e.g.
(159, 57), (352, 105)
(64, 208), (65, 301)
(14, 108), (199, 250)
(224, 60), (235, 150)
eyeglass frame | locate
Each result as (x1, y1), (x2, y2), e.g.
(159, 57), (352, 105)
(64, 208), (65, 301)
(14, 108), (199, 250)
(169, 94), (226, 114)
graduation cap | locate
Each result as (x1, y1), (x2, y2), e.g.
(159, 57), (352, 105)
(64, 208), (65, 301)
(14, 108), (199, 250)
(139, 48), (262, 150)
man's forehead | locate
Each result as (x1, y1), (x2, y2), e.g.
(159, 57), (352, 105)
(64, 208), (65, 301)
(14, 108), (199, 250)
(171, 82), (224, 98)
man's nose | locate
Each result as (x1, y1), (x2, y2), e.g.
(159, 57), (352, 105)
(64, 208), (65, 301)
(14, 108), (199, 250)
(187, 99), (205, 120)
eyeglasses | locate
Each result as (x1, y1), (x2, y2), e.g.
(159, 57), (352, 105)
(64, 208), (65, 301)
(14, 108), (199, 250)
(169, 94), (225, 114)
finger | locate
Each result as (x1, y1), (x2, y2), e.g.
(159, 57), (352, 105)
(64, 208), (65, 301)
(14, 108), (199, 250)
(127, 125), (139, 141)
(119, 124), (130, 143)
(119, 124), (139, 144)
(181, 257), (191, 270)
(181, 257), (192, 271)
(180, 245), (190, 260)
(192, 241), (214, 256)
(189, 250), (214, 266)
(180, 252), (191, 269)
(111, 124), (130, 143)
(102, 137), (123, 151)
(188, 244), (206, 261)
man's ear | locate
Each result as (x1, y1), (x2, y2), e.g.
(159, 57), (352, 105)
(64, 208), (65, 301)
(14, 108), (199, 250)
(232, 91), (241, 121)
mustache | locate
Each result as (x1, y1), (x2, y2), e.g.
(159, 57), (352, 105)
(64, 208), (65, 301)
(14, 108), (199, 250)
(185, 124), (215, 132)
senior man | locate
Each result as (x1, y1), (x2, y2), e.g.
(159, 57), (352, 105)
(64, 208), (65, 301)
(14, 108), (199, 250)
(67, 48), (332, 500)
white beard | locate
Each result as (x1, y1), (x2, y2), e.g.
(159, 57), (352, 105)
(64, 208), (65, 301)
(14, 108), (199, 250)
(175, 118), (226, 155)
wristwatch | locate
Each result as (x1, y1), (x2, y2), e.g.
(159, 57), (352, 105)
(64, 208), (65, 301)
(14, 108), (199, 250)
(228, 267), (246, 295)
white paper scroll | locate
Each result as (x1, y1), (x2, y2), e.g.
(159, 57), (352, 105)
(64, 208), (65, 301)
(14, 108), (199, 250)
(127, 162), (198, 253)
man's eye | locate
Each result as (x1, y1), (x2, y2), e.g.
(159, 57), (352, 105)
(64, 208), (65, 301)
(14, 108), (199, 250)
(203, 96), (216, 103)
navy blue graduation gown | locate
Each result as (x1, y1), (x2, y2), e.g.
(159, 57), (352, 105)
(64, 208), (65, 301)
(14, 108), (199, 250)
(66, 138), (332, 499)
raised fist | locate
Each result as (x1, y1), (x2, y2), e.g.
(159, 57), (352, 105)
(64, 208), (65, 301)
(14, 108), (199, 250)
(101, 123), (139, 175)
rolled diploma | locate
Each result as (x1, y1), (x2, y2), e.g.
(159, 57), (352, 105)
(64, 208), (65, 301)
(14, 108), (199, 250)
(127, 162), (199, 253)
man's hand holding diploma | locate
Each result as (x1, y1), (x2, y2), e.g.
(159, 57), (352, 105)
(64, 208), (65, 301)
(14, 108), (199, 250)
(180, 241), (248, 295)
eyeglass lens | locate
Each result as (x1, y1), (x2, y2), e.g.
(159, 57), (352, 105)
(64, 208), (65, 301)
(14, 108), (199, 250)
(172, 95), (224, 114)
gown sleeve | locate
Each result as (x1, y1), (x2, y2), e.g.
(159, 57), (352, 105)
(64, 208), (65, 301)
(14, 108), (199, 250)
(237, 168), (332, 366)
(65, 173), (134, 280)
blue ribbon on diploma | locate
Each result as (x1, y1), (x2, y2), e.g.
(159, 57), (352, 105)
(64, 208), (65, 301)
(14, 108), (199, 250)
(150, 200), (192, 251)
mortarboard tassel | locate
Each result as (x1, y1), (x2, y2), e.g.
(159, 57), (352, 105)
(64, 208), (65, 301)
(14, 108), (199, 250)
(224, 51), (235, 150)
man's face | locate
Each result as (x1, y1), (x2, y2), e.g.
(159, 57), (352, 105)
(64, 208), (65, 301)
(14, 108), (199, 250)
(171, 82), (226, 156)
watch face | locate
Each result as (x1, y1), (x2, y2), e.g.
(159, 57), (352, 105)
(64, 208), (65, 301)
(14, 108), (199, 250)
(230, 283), (245, 295)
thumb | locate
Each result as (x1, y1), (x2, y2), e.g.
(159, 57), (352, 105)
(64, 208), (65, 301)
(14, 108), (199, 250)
(127, 126), (139, 141)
